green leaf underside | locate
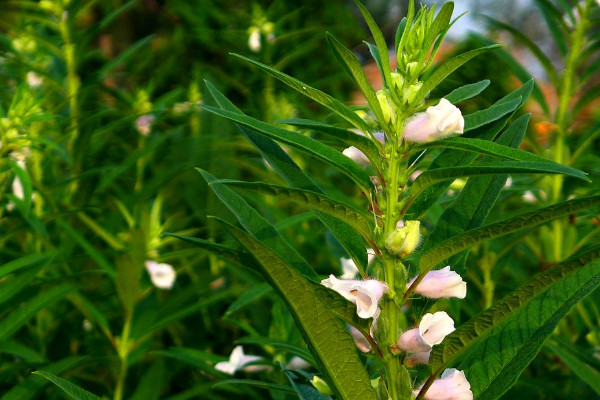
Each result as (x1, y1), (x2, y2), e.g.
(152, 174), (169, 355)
(412, 45), (501, 105)
(443, 80), (490, 104)
(460, 253), (600, 399)
(230, 54), (371, 133)
(205, 81), (368, 273)
(411, 161), (589, 202)
(277, 118), (380, 164)
(213, 180), (374, 239)
(200, 105), (372, 191)
(199, 169), (318, 281)
(32, 372), (102, 400)
(419, 195), (600, 274)
(222, 221), (377, 400)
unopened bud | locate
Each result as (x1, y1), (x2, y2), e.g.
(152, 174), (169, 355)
(376, 90), (396, 126)
(385, 220), (421, 256)
(311, 376), (334, 396)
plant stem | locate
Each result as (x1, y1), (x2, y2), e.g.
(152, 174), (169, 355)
(114, 313), (132, 400)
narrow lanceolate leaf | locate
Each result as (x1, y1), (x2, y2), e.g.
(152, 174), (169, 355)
(204, 81), (369, 272)
(230, 54), (371, 133)
(199, 105), (372, 191)
(326, 33), (384, 122)
(411, 45), (501, 106)
(353, 0), (392, 88)
(546, 338), (600, 395)
(0, 253), (50, 278)
(213, 380), (296, 395)
(222, 221), (378, 400)
(462, 254), (600, 399)
(428, 247), (600, 398)
(277, 118), (381, 164)
(199, 170), (318, 281)
(443, 80), (490, 104)
(421, 2), (454, 61)
(32, 372), (102, 400)
(418, 195), (600, 273)
(463, 97), (521, 131)
(410, 160), (589, 201)
(214, 180), (374, 239)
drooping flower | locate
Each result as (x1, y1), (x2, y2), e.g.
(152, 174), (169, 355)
(402, 98), (464, 143)
(342, 132), (385, 168)
(414, 368), (473, 400)
(348, 325), (372, 353)
(408, 266), (466, 299)
(214, 346), (266, 375)
(397, 311), (455, 364)
(145, 260), (176, 290)
(321, 275), (387, 319)
(385, 220), (421, 256)
(286, 356), (311, 370)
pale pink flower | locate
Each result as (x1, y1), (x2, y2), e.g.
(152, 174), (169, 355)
(321, 275), (387, 319)
(340, 250), (376, 279)
(248, 28), (261, 52)
(348, 325), (372, 352)
(215, 346), (267, 375)
(403, 98), (464, 143)
(286, 356), (311, 370)
(398, 311), (455, 364)
(408, 266), (467, 299)
(415, 368), (473, 400)
(342, 132), (385, 168)
(145, 261), (176, 289)
(136, 114), (156, 137)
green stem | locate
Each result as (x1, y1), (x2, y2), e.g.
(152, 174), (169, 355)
(114, 313), (132, 400)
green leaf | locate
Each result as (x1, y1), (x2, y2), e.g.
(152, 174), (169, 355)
(426, 247), (600, 399)
(153, 347), (227, 376)
(225, 283), (273, 316)
(534, 0), (568, 56)
(31, 371), (102, 400)
(276, 118), (380, 164)
(115, 228), (146, 313)
(0, 253), (50, 279)
(221, 221), (378, 400)
(0, 284), (74, 341)
(546, 338), (600, 395)
(353, 0), (392, 89)
(214, 180), (374, 240)
(0, 340), (45, 362)
(443, 80), (490, 104)
(199, 105), (372, 191)
(230, 54), (371, 132)
(418, 195), (600, 274)
(462, 255), (600, 399)
(284, 369), (332, 400)
(421, 114), (531, 260)
(128, 360), (165, 400)
(463, 97), (521, 131)
(0, 264), (44, 305)
(412, 45), (501, 106)
(326, 33), (384, 123)
(204, 81), (369, 273)
(421, 2), (454, 62)
(199, 169), (318, 281)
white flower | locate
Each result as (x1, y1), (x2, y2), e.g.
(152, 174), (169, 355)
(397, 311), (455, 359)
(348, 325), (372, 352)
(12, 176), (24, 200)
(403, 98), (464, 143)
(145, 261), (176, 290)
(136, 114), (156, 137)
(409, 266), (466, 299)
(26, 71), (43, 88)
(342, 132), (385, 168)
(340, 250), (376, 279)
(321, 275), (387, 319)
(214, 346), (265, 375)
(286, 356), (311, 370)
(414, 368), (473, 400)
(248, 28), (261, 52)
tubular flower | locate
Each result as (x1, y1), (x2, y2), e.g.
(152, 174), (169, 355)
(397, 311), (455, 364)
(214, 346), (266, 375)
(348, 325), (372, 353)
(145, 261), (176, 290)
(414, 368), (473, 400)
(321, 275), (387, 319)
(408, 266), (466, 299)
(402, 98), (464, 143)
(342, 132), (385, 168)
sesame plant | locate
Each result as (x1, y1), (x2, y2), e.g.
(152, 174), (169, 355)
(182, 1), (600, 399)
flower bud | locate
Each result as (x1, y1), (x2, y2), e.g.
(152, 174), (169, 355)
(385, 220), (421, 256)
(403, 81), (422, 104)
(321, 275), (387, 319)
(402, 98), (464, 143)
(311, 376), (334, 396)
(390, 72), (405, 94)
(145, 260), (176, 290)
(248, 27), (261, 52)
(408, 266), (467, 299)
(397, 311), (455, 354)
(414, 368), (473, 400)
(376, 89), (396, 126)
